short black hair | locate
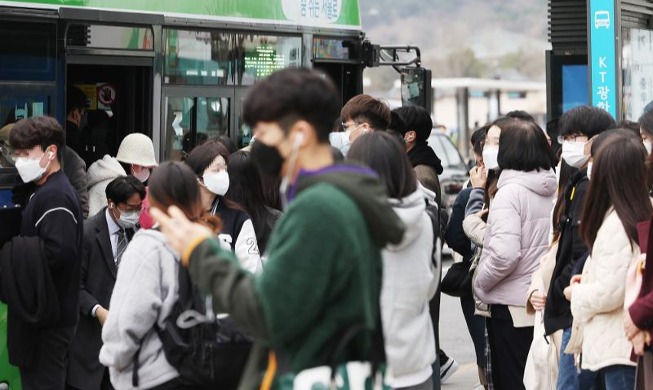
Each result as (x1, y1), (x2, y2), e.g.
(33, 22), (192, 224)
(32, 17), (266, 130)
(10, 116), (64, 152)
(214, 135), (237, 154)
(618, 120), (640, 137)
(67, 86), (88, 115)
(243, 68), (341, 143)
(558, 105), (616, 138)
(505, 110), (536, 123)
(498, 120), (556, 172)
(392, 106), (433, 142)
(105, 175), (146, 204)
(341, 94), (392, 130)
(389, 111), (407, 135)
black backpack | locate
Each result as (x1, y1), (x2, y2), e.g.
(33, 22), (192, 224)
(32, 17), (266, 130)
(133, 261), (252, 389)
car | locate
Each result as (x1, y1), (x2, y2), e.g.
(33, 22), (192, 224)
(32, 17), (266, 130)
(427, 131), (469, 214)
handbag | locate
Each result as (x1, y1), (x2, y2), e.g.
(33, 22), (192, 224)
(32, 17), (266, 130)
(267, 316), (391, 390)
(441, 260), (472, 297)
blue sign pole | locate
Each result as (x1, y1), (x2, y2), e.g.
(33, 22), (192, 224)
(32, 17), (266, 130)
(589, 0), (618, 119)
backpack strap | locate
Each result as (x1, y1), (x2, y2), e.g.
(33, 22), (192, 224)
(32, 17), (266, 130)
(132, 342), (142, 387)
(424, 200), (441, 269)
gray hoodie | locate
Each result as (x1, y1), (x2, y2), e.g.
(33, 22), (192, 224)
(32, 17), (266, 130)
(381, 189), (438, 387)
(99, 229), (180, 389)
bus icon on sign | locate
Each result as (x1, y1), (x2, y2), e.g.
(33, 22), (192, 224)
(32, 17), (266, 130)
(595, 11), (610, 29)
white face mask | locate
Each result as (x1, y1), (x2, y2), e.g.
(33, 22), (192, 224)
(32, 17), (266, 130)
(132, 166), (150, 183)
(482, 147), (499, 172)
(644, 140), (652, 155)
(118, 210), (140, 229)
(15, 152), (51, 183)
(587, 161), (592, 181)
(561, 141), (589, 168)
(203, 171), (230, 196)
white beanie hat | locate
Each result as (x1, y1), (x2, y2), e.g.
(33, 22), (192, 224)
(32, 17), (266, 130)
(116, 133), (158, 167)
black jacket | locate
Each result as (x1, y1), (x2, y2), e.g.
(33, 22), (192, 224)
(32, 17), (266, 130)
(67, 208), (122, 389)
(544, 170), (589, 335)
(445, 187), (474, 262)
(0, 236), (60, 367)
(20, 171), (83, 325)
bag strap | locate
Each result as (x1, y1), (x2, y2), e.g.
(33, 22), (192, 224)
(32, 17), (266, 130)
(424, 200), (440, 269)
(132, 343), (142, 387)
(327, 310), (386, 382)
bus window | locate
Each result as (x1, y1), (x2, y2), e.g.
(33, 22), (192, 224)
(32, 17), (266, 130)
(0, 21), (56, 82)
(164, 96), (231, 161)
(163, 30), (233, 86)
(0, 95), (49, 126)
(239, 34), (302, 85)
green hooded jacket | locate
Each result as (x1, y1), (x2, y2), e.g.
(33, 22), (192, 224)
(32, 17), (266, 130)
(186, 164), (405, 389)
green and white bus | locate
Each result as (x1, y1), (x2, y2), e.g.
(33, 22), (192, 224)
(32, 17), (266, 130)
(0, 1), (427, 387)
(0, 0), (377, 161)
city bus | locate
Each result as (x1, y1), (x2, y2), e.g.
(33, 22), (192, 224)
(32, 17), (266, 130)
(0, 0), (428, 387)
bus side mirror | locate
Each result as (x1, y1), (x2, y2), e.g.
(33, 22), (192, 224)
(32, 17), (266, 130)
(400, 67), (432, 113)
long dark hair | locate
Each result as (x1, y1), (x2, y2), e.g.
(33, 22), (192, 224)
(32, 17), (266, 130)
(347, 131), (417, 199)
(225, 150), (278, 249)
(148, 161), (220, 232)
(580, 132), (652, 251)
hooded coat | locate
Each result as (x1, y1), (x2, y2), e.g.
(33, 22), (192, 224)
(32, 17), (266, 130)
(87, 155), (127, 217)
(474, 169), (557, 306)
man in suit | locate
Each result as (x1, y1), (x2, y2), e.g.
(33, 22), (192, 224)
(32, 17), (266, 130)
(66, 175), (145, 390)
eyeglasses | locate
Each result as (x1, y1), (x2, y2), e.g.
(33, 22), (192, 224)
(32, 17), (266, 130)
(557, 134), (587, 144)
(341, 122), (359, 132)
(118, 203), (142, 212)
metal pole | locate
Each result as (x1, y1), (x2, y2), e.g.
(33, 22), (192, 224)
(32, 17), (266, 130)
(456, 87), (470, 157)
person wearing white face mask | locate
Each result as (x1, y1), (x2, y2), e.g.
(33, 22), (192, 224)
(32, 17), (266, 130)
(115, 133), (159, 229)
(2, 116), (84, 388)
(544, 105), (616, 390)
(66, 175), (145, 390)
(185, 141), (263, 273)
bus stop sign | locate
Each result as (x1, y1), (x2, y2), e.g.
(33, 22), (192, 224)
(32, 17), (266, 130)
(589, 0), (617, 119)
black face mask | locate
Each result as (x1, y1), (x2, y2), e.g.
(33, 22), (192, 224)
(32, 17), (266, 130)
(250, 141), (284, 177)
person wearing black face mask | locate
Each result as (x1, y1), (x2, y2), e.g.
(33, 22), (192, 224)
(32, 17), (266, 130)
(150, 68), (406, 389)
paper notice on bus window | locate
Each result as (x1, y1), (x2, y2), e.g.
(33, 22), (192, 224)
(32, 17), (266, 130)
(75, 84), (98, 110)
(32, 102), (44, 117)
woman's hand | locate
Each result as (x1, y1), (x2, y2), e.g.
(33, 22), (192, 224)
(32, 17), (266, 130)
(624, 310), (641, 340)
(475, 208), (489, 219)
(150, 206), (213, 256)
(470, 166), (487, 189)
(630, 330), (651, 356)
(529, 290), (547, 311)
(563, 274), (581, 301)
(563, 285), (573, 301)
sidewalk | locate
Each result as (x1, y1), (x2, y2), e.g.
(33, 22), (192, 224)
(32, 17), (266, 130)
(442, 362), (481, 389)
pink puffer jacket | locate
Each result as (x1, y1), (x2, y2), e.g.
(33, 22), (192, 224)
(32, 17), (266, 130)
(474, 169), (557, 306)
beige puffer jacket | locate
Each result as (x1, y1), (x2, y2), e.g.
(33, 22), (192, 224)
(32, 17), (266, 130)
(565, 209), (639, 371)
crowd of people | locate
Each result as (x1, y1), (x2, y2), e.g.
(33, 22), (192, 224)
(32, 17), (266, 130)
(0, 67), (651, 390)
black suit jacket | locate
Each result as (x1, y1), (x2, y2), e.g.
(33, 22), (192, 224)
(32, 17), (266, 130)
(67, 208), (117, 389)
